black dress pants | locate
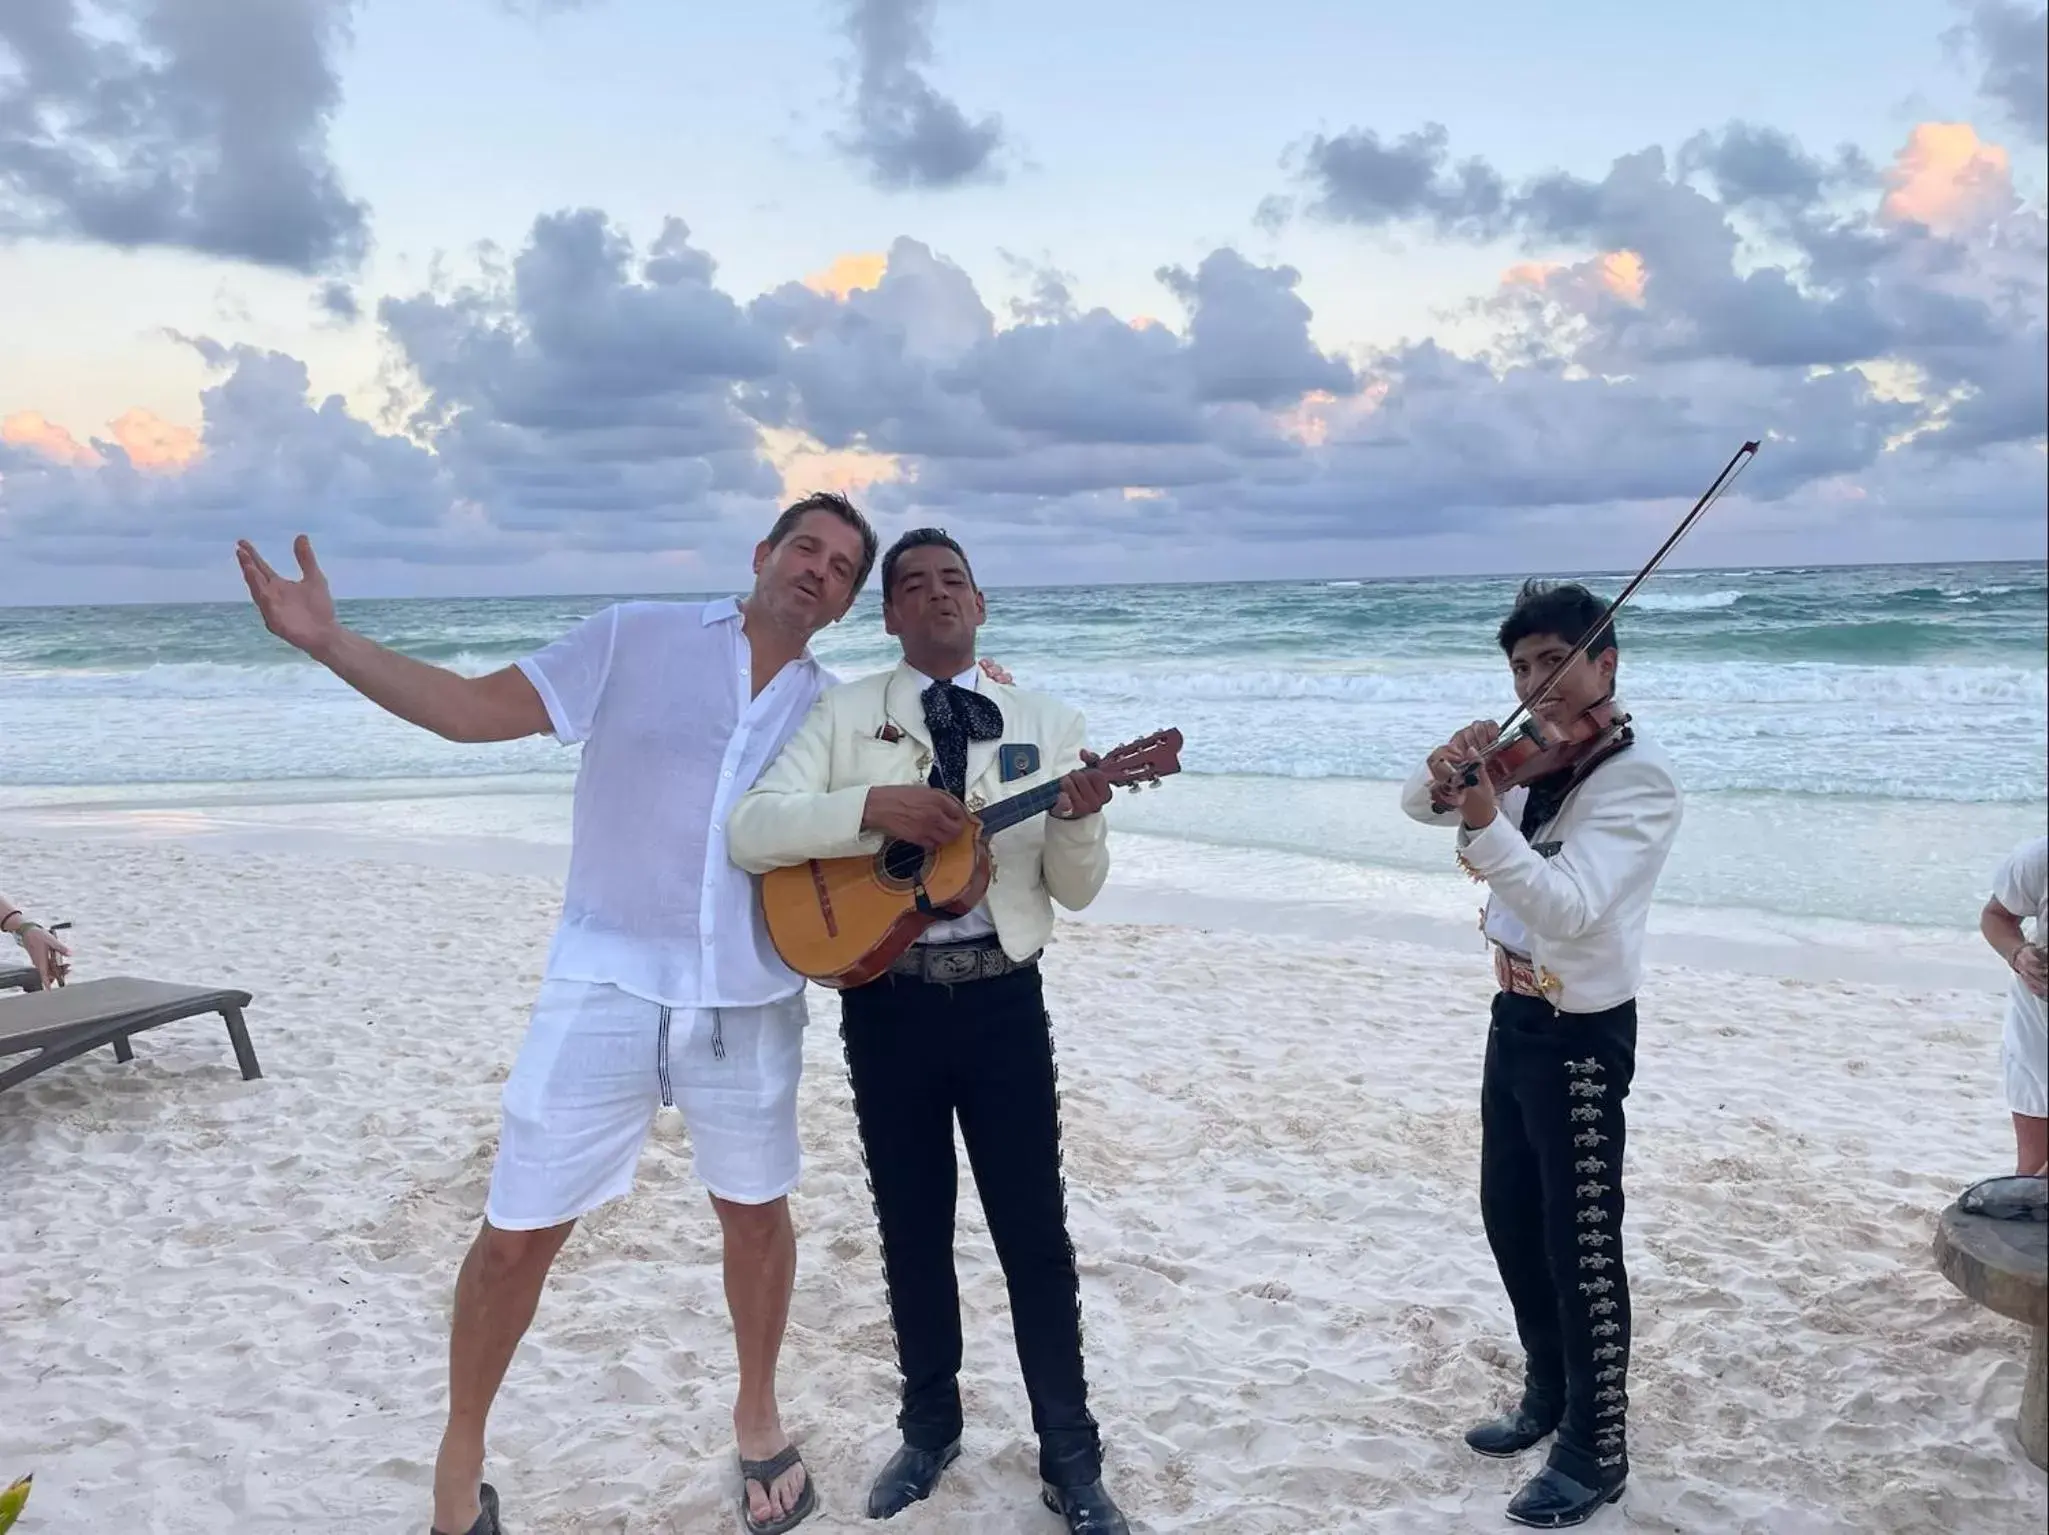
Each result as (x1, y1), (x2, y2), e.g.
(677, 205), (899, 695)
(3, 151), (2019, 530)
(840, 963), (1102, 1488)
(1479, 990), (1637, 1484)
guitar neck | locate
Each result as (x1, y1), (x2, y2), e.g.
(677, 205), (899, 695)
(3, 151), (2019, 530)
(976, 780), (1066, 836)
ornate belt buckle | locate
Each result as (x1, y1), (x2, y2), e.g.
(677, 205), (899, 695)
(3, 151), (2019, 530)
(929, 946), (978, 983)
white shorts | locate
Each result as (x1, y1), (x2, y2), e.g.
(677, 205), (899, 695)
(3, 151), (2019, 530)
(485, 980), (808, 1229)
(2004, 1000), (2048, 1118)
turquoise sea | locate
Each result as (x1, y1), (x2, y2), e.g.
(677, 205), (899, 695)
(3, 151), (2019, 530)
(3, 561), (2044, 933)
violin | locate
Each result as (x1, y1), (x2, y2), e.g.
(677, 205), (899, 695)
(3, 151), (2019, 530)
(1427, 439), (1761, 813)
(1437, 699), (1632, 804)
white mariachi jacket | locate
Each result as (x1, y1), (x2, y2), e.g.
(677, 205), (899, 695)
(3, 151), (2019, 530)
(725, 661), (1111, 964)
(1400, 723), (1683, 1013)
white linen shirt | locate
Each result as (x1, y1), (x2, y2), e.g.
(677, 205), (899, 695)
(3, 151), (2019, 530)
(517, 597), (832, 1009)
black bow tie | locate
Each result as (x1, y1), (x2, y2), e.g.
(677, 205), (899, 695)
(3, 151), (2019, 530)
(920, 679), (1004, 799)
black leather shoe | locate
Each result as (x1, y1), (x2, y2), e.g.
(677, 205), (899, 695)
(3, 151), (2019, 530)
(1040, 1479), (1130, 1534)
(1464, 1403), (1562, 1459)
(1505, 1464), (1626, 1528)
(865, 1440), (960, 1519)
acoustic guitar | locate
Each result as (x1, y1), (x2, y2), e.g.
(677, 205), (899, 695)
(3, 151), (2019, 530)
(759, 728), (1184, 988)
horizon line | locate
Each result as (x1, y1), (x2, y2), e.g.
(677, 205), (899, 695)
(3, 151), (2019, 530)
(1, 552), (2043, 613)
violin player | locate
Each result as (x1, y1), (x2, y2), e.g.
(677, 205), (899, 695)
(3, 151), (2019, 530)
(1402, 579), (1683, 1530)
(725, 528), (1130, 1534)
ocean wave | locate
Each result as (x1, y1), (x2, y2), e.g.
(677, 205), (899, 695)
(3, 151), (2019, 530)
(0, 650), (528, 697)
(8, 654), (2042, 711)
(1050, 661), (2046, 708)
(1629, 590), (1743, 611)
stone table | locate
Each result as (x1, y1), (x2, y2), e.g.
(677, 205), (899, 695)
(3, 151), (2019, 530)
(1934, 1198), (2048, 1470)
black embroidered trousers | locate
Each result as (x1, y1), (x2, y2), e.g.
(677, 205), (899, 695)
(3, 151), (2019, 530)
(840, 964), (1102, 1487)
(1479, 990), (1637, 1483)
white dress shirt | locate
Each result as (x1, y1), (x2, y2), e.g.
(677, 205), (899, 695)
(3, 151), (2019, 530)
(517, 597), (832, 1008)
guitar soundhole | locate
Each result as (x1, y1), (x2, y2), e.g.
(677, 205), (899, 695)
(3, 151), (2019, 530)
(877, 839), (931, 890)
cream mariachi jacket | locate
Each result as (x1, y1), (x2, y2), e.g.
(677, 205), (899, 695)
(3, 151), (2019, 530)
(725, 662), (1111, 964)
(1400, 724), (1683, 1013)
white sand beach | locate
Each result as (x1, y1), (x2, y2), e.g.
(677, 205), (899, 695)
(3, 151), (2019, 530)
(3, 823), (2045, 1534)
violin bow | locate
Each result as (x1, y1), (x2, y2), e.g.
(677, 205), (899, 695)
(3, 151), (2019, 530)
(1476, 438), (1761, 762)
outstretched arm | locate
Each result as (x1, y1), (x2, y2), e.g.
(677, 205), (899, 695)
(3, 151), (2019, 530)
(238, 535), (548, 743)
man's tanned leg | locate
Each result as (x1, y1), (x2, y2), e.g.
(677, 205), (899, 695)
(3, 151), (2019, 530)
(432, 1220), (576, 1534)
(715, 1194), (806, 1524)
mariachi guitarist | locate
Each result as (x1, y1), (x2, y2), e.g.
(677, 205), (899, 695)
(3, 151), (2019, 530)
(725, 528), (1129, 1535)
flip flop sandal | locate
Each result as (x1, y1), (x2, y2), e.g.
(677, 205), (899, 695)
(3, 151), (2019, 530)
(738, 1445), (818, 1535)
(1959, 1174), (2049, 1222)
(430, 1482), (502, 1535)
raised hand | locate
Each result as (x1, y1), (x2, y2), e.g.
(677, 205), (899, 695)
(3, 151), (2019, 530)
(237, 534), (340, 655)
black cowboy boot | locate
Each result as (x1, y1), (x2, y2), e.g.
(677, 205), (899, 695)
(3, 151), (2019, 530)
(865, 1440), (960, 1519)
(1040, 1478), (1130, 1534)
(1499, 1442), (1622, 1524)
(1506, 1451), (1627, 1528)
(1465, 1377), (1563, 1458)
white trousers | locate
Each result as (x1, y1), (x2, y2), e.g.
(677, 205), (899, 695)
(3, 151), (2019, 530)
(485, 980), (807, 1229)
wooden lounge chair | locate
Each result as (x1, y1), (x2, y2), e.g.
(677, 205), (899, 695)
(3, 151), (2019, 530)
(0, 977), (260, 1093)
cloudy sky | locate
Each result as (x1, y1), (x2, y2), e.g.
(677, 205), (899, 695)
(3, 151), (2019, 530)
(1, 0), (2044, 604)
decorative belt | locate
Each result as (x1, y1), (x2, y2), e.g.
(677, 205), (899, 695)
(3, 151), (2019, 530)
(1493, 944), (1562, 1002)
(889, 937), (1037, 985)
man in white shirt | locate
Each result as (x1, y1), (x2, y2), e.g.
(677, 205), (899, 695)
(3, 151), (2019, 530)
(1980, 835), (2048, 1176)
(1403, 581), (1682, 1531)
(238, 493), (911, 1535)
(726, 530), (1129, 1534)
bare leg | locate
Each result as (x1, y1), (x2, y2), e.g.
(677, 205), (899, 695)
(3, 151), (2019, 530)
(432, 1219), (577, 1534)
(713, 1193), (803, 1525)
(2015, 1113), (2049, 1178)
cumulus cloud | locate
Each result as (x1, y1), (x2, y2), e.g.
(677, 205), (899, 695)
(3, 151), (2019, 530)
(315, 279), (362, 324)
(1, 339), (460, 568)
(3, 100), (2041, 587)
(1287, 110), (2044, 471)
(835, 0), (1005, 190)
(0, 0), (369, 273)
(1289, 122), (1511, 238)
(376, 210), (786, 548)
(1950, 1), (2047, 143)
